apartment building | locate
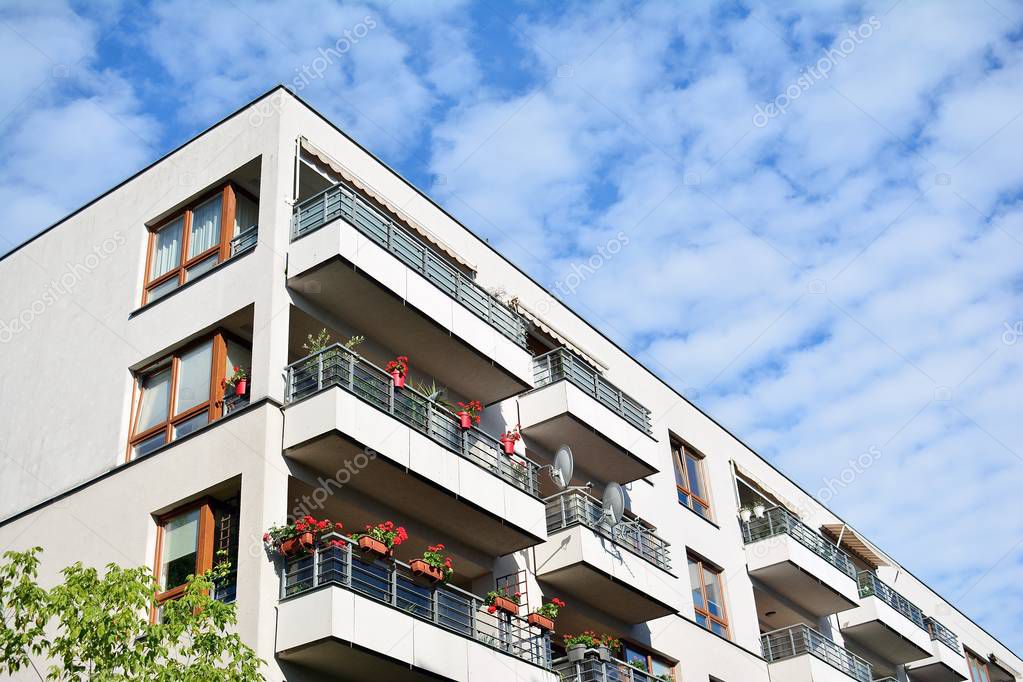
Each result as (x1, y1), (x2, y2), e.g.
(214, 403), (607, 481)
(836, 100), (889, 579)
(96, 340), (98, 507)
(0, 86), (1018, 682)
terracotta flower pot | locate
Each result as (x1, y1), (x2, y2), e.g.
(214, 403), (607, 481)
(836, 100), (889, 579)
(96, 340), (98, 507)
(500, 437), (516, 455)
(566, 644), (586, 662)
(457, 411), (472, 429)
(527, 613), (554, 631)
(490, 596), (519, 616)
(410, 559), (445, 583)
(279, 531), (314, 557)
(357, 535), (392, 561)
(234, 378), (247, 396)
(391, 370), (405, 388)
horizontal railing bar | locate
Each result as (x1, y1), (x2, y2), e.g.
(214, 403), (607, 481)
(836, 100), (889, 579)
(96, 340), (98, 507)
(742, 506), (857, 580)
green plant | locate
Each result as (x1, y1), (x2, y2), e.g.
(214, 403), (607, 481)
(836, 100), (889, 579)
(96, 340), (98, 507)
(485, 585), (521, 613)
(223, 365), (248, 389)
(262, 515), (343, 555)
(351, 521), (408, 549)
(601, 633), (622, 653)
(628, 659), (650, 672)
(534, 597), (566, 619)
(302, 328), (365, 354)
(562, 631), (601, 648)
(419, 544), (454, 580)
(456, 400), (483, 425)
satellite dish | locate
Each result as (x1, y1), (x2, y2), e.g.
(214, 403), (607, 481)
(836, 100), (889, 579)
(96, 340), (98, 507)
(602, 482), (626, 525)
(551, 445), (574, 489)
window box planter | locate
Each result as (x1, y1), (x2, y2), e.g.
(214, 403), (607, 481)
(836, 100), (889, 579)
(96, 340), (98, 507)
(457, 411), (473, 429)
(409, 559), (445, 584)
(527, 613), (554, 631)
(357, 536), (392, 561)
(491, 595), (519, 616)
(567, 644), (587, 662)
(279, 532), (314, 557)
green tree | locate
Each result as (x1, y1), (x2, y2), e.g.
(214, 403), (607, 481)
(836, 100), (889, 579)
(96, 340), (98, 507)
(0, 547), (264, 681)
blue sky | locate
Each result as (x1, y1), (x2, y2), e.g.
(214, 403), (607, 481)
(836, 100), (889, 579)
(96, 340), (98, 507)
(2, 0), (1022, 653)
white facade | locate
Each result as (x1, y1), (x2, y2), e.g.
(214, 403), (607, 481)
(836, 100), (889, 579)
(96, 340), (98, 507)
(0, 87), (1018, 682)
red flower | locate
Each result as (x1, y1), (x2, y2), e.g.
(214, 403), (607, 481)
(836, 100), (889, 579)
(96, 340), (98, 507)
(487, 605), (497, 614)
(334, 521), (344, 530)
(262, 533), (270, 543)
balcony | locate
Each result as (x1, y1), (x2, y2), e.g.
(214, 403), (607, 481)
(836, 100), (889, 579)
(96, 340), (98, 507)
(554, 651), (665, 682)
(742, 507), (860, 618)
(761, 624), (872, 682)
(518, 349), (657, 485)
(282, 345), (547, 556)
(838, 572), (932, 664)
(289, 183), (532, 404)
(533, 490), (678, 625)
(904, 617), (968, 681)
(277, 533), (556, 682)
(230, 223), (258, 256)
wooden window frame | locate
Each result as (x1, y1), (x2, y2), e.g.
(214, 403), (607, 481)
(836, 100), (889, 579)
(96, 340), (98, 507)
(152, 498), (215, 615)
(621, 641), (676, 680)
(966, 652), (992, 682)
(688, 554), (730, 639)
(672, 440), (712, 518)
(141, 182), (257, 305)
(126, 330), (246, 461)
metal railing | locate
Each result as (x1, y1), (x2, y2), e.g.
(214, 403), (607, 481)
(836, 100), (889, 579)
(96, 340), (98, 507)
(857, 572), (927, 631)
(533, 348), (652, 434)
(545, 489), (671, 571)
(292, 183), (527, 347)
(230, 224), (258, 256)
(761, 624), (872, 682)
(285, 344), (542, 496)
(223, 393), (249, 416)
(924, 616), (961, 653)
(281, 533), (551, 668)
(742, 506), (857, 580)
(554, 652), (667, 681)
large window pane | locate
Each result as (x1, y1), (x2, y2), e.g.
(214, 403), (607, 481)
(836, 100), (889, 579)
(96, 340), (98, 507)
(704, 570), (723, 617)
(234, 193), (258, 236)
(188, 195), (222, 258)
(686, 453), (705, 499)
(689, 560), (705, 609)
(173, 411), (208, 439)
(175, 342), (212, 413)
(160, 509), (199, 590)
(224, 340), (251, 382)
(150, 217), (183, 278)
(137, 368), (171, 432)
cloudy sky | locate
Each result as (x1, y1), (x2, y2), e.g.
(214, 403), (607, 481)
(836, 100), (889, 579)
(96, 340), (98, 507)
(2, 0), (1021, 653)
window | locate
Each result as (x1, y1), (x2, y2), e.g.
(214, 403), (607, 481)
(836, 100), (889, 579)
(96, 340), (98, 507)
(128, 332), (248, 459)
(967, 653), (991, 682)
(672, 440), (711, 518)
(622, 642), (675, 680)
(153, 497), (240, 616)
(689, 555), (729, 639)
(142, 184), (257, 304)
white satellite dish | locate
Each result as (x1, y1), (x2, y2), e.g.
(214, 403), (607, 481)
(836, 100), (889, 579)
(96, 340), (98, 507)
(602, 482), (626, 525)
(550, 445), (574, 490)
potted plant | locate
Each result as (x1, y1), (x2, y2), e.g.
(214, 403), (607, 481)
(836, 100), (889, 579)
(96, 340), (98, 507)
(527, 597), (565, 631)
(598, 634), (621, 661)
(753, 501), (767, 518)
(456, 400), (483, 429)
(263, 515), (343, 558)
(351, 521), (407, 561)
(409, 543), (453, 584)
(484, 586), (521, 616)
(563, 632), (601, 662)
(738, 505), (753, 523)
(386, 355), (409, 389)
(223, 366), (249, 397)
(499, 427), (521, 455)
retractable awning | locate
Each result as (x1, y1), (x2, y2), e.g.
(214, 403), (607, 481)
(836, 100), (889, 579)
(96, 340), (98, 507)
(298, 138), (474, 270)
(822, 524), (889, 568)
(512, 299), (606, 372)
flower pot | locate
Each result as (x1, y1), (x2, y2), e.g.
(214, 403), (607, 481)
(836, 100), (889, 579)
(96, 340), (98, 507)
(457, 411), (472, 429)
(234, 378), (247, 397)
(753, 504), (766, 519)
(566, 644), (586, 662)
(357, 536), (392, 561)
(500, 437), (516, 455)
(738, 508), (752, 523)
(391, 370), (405, 389)
(597, 645), (611, 662)
(490, 596), (518, 616)
(410, 559), (445, 583)
(279, 531), (314, 557)
(527, 613), (554, 631)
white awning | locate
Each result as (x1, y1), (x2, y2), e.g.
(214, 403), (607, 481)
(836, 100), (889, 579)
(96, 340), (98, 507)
(821, 524), (890, 568)
(512, 299), (607, 372)
(298, 138), (474, 270)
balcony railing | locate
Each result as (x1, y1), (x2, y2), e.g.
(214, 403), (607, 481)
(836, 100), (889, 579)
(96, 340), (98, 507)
(554, 652), (667, 681)
(924, 616), (961, 653)
(857, 572), (927, 631)
(533, 348), (652, 434)
(761, 624), (872, 682)
(282, 533), (552, 669)
(742, 506), (857, 580)
(230, 224), (258, 256)
(292, 183), (528, 347)
(285, 344), (542, 497)
(546, 489), (671, 571)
